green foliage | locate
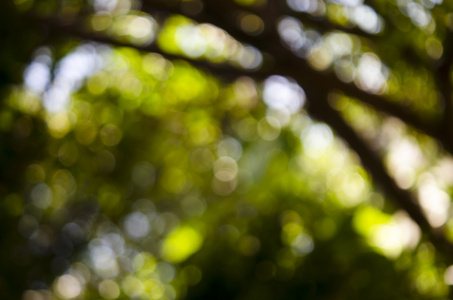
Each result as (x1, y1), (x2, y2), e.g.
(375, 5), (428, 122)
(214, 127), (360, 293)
(2, 0), (453, 299)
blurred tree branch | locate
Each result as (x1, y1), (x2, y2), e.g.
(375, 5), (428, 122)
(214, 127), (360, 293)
(143, 0), (445, 141)
(14, 0), (453, 274)
(308, 91), (453, 262)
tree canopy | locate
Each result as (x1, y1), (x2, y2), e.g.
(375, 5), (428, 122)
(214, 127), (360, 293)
(2, 0), (453, 299)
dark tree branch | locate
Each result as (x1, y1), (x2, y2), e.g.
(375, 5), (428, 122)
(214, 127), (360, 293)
(172, 0), (443, 142)
(38, 1), (446, 146)
(25, 9), (450, 155)
(186, 1), (453, 256)
(437, 29), (453, 144)
(263, 0), (453, 256)
(276, 1), (382, 39)
(307, 91), (453, 262)
(23, 14), (269, 81)
(21, 3), (453, 259)
(203, 0), (453, 160)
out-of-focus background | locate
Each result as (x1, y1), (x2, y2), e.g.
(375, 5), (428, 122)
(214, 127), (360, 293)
(2, 0), (453, 299)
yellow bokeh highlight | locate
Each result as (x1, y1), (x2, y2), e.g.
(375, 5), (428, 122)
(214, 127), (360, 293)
(47, 113), (72, 138)
(353, 206), (408, 258)
(100, 124), (123, 146)
(98, 279), (120, 299)
(282, 222), (303, 245)
(353, 206), (391, 237)
(162, 226), (203, 263)
(133, 252), (157, 276)
(142, 279), (165, 299)
(75, 120), (98, 145)
(121, 275), (144, 298)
